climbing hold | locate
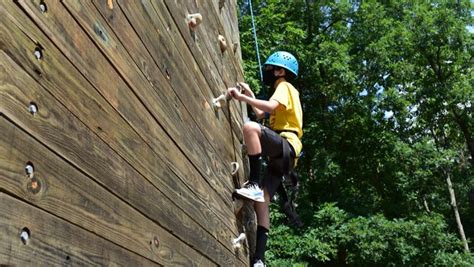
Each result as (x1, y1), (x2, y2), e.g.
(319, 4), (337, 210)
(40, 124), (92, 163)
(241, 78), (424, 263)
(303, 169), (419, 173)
(187, 13), (202, 30)
(29, 102), (38, 115)
(232, 233), (246, 249)
(39, 1), (47, 13)
(107, 0), (114, 9)
(218, 35), (227, 52)
(25, 163), (34, 178)
(212, 93), (229, 109)
(20, 228), (30, 245)
(231, 162), (239, 176)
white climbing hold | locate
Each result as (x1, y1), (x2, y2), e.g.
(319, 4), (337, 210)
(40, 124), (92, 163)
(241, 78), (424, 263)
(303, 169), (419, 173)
(231, 162), (239, 176)
(232, 233), (246, 249)
(212, 93), (229, 109)
(187, 13), (202, 30)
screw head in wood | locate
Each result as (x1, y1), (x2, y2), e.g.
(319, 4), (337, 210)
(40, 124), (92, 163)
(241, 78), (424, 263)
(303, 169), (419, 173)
(20, 228), (30, 245)
(39, 2), (47, 13)
(29, 103), (38, 115)
(153, 236), (160, 248)
(25, 163), (34, 177)
(233, 42), (238, 53)
(34, 48), (42, 60)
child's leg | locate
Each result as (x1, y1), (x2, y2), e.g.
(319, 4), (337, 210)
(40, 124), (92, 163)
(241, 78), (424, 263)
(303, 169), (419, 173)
(254, 190), (271, 228)
(243, 122), (262, 184)
(243, 121), (262, 154)
(253, 190), (270, 263)
(234, 121), (265, 202)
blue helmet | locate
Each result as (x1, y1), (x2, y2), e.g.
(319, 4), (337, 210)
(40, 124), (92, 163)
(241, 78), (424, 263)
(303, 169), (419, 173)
(264, 51), (299, 77)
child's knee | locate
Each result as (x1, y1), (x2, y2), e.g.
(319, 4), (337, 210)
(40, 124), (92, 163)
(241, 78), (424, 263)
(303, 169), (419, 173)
(243, 122), (260, 135)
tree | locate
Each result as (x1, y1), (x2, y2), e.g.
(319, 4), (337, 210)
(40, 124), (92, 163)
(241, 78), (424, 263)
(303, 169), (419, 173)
(238, 0), (474, 265)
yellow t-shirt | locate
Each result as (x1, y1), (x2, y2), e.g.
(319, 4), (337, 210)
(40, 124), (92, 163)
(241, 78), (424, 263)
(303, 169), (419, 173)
(269, 78), (303, 156)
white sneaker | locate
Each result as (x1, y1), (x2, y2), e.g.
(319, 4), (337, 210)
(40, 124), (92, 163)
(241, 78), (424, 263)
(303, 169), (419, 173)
(253, 259), (265, 267)
(235, 182), (264, 202)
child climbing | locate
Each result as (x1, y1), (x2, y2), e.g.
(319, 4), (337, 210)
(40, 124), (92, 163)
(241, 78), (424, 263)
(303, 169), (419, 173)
(228, 51), (303, 267)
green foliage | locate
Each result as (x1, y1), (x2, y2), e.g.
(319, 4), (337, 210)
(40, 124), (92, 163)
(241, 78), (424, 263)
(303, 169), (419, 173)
(238, 0), (474, 265)
(267, 204), (474, 266)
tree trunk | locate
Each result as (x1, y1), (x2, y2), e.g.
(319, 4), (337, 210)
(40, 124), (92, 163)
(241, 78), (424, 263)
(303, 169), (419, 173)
(422, 197), (431, 213)
(445, 171), (470, 253)
(452, 109), (474, 164)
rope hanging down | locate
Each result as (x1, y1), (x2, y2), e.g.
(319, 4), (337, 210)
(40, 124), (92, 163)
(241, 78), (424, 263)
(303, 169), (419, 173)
(248, 0), (263, 82)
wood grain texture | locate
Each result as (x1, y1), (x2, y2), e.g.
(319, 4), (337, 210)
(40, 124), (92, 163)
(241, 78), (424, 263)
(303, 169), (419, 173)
(0, 116), (214, 266)
(88, 0), (241, 194)
(0, 0), (251, 265)
(15, 1), (236, 219)
(61, 0), (236, 197)
(0, 193), (158, 266)
(0, 49), (240, 265)
(7, 0), (238, 232)
(149, 0), (246, 138)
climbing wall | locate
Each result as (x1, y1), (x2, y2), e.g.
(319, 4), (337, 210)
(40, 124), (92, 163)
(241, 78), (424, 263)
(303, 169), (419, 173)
(0, 0), (250, 266)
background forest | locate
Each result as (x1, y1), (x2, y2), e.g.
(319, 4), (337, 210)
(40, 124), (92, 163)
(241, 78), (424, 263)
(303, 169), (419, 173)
(237, 0), (474, 266)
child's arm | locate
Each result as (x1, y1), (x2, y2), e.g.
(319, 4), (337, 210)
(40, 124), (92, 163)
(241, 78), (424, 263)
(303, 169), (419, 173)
(228, 87), (279, 119)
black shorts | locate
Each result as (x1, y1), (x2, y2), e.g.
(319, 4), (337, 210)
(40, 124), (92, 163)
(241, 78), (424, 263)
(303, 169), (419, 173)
(260, 126), (296, 199)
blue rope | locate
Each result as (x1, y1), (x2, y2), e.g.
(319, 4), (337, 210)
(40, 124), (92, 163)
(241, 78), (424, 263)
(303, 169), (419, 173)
(248, 0), (263, 82)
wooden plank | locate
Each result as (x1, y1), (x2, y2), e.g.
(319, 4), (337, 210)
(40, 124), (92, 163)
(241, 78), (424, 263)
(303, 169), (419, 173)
(215, 0), (239, 53)
(154, 0), (246, 140)
(116, 0), (246, 174)
(58, 0), (236, 198)
(206, 0), (246, 79)
(0, 193), (158, 266)
(95, 4), (247, 232)
(0, 44), (240, 265)
(87, 0), (240, 193)
(168, 0), (244, 87)
(191, 0), (248, 139)
(2, 1), (250, 264)
(94, 0), (240, 166)
(145, 0), (245, 130)
(217, 0), (244, 66)
(200, 0), (246, 92)
(0, 116), (214, 266)
(18, 0), (235, 209)
(0, 19), (242, 267)
(9, 0), (238, 233)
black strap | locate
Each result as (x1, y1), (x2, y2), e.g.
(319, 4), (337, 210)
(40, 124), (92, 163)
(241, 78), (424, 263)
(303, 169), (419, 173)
(281, 138), (293, 175)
